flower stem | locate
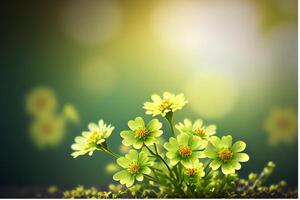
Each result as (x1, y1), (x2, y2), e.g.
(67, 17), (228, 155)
(165, 112), (175, 137)
(104, 149), (120, 159)
(144, 144), (173, 177)
(144, 174), (160, 183)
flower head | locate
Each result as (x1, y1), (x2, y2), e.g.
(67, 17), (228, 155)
(121, 117), (163, 149)
(204, 135), (249, 175)
(63, 103), (80, 124)
(263, 107), (297, 145)
(164, 133), (206, 167)
(175, 118), (216, 140)
(113, 150), (153, 187)
(71, 119), (114, 158)
(184, 163), (205, 182)
(30, 116), (65, 148)
(26, 87), (57, 117)
(143, 92), (188, 117)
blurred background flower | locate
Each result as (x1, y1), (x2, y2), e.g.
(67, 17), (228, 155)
(30, 116), (65, 148)
(264, 107), (297, 146)
(0, 0), (297, 191)
(26, 87), (57, 117)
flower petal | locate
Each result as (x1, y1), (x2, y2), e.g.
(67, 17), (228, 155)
(221, 135), (232, 148)
(210, 160), (222, 170)
(88, 123), (98, 131)
(177, 133), (189, 145)
(113, 170), (129, 181)
(136, 174), (144, 181)
(205, 125), (216, 135)
(221, 163), (235, 175)
(126, 150), (139, 160)
(133, 140), (143, 149)
(128, 117), (145, 130)
(147, 119), (162, 131)
(126, 176), (135, 187)
(204, 143), (218, 158)
(117, 157), (131, 168)
(231, 141), (246, 153)
(193, 119), (203, 129)
(235, 153), (249, 162)
(210, 136), (222, 148)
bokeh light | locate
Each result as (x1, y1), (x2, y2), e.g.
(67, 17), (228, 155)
(60, 0), (122, 45)
(78, 57), (118, 95)
(184, 70), (238, 119)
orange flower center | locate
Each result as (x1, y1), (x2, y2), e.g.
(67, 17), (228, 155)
(159, 98), (171, 111)
(218, 148), (233, 162)
(194, 128), (206, 136)
(134, 128), (149, 138)
(41, 123), (53, 135)
(36, 97), (47, 110)
(179, 145), (192, 158)
(276, 118), (290, 130)
(185, 168), (197, 176)
(127, 162), (140, 174)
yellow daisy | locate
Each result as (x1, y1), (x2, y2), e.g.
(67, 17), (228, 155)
(26, 86), (57, 117)
(63, 103), (80, 124)
(143, 92), (188, 117)
(30, 116), (65, 148)
(264, 106), (297, 145)
(71, 119), (114, 158)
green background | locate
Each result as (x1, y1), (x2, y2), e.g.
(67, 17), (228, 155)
(1, 0), (297, 188)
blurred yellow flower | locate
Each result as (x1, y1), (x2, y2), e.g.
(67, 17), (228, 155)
(105, 163), (120, 174)
(47, 185), (58, 194)
(71, 119), (115, 158)
(143, 92), (188, 117)
(30, 116), (65, 148)
(26, 87), (57, 117)
(264, 107), (297, 145)
(63, 103), (80, 124)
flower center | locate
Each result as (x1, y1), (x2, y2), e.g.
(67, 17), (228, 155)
(185, 168), (197, 176)
(179, 145), (192, 158)
(87, 131), (99, 142)
(194, 128), (206, 136)
(134, 128), (149, 138)
(277, 118), (290, 130)
(159, 98), (171, 111)
(218, 148), (233, 162)
(36, 97), (47, 110)
(41, 123), (53, 135)
(127, 162), (140, 174)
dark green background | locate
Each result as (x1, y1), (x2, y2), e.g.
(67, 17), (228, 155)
(1, 0), (297, 188)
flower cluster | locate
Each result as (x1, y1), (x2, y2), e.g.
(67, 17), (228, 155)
(71, 92), (251, 197)
(26, 86), (80, 148)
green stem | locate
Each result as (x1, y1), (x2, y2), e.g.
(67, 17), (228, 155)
(104, 149), (120, 159)
(144, 144), (173, 178)
(144, 174), (160, 183)
(165, 112), (175, 137)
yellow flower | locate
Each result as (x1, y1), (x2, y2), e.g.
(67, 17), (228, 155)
(71, 119), (114, 158)
(264, 107), (297, 145)
(30, 116), (65, 148)
(26, 87), (57, 117)
(47, 185), (58, 194)
(63, 103), (80, 124)
(143, 92), (188, 117)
